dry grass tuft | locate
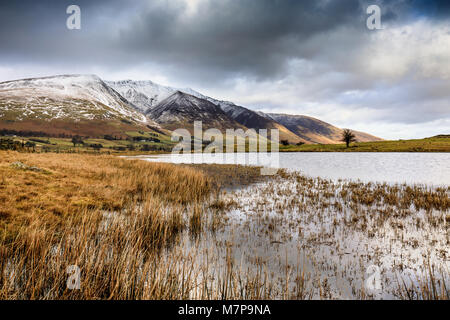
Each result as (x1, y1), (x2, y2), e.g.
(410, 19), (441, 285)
(0, 151), (213, 299)
(1, 151), (447, 300)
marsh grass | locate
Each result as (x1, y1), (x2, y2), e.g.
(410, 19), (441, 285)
(0, 151), (448, 299)
(0, 151), (284, 299)
(0, 151), (213, 299)
(203, 171), (449, 299)
(183, 164), (267, 190)
(395, 263), (449, 300)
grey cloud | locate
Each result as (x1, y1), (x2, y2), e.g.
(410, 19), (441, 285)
(116, 0), (366, 80)
(0, 0), (368, 80)
(0, 0), (447, 81)
(0, 0), (448, 138)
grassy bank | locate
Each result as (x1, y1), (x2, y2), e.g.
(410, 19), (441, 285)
(0, 151), (274, 299)
(0, 133), (175, 154)
(280, 136), (450, 152)
(3, 135), (449, 155)
(0, 151), (448, 299)
(0, 151), (213, 298)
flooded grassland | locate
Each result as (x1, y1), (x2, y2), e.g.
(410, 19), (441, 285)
(170, 167), (449, 299)
(1, 151), (448, 299)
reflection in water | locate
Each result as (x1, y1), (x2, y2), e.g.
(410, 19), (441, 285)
(140, 152), (450, 186)
(164, 173), (449, 299)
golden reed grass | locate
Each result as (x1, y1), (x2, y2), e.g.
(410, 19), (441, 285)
(0, 151), (214, 299)
(0, 151), (290, 300)
(0, 151), (447, 299)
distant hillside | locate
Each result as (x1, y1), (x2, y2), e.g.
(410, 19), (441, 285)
(266, 113), (383, 144)
(280, 135), (450, 152)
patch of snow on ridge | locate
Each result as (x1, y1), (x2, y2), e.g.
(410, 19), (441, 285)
(107, 80), (177, 113)
(107, 79), (254, 119)
(0, 74), (148, 123)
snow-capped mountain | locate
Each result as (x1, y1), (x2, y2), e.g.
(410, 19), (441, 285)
(0, 74), (162, 137)
(0, 74), (383, 143)
(0, 74), (148, 123)
(107, 80), (177, 113)
(108, 79), (257, 118)
(147, 91), (247, 132)
(107, 80), (305, 143)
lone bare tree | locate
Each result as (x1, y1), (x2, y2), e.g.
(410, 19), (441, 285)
(71, 135), (84, 147)
(341, 129), (356, 148)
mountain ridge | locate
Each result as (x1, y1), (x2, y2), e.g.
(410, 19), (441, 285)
(0, 74), (160, 138)
(0, 74), (383, 144)
(146, 91), (249, 133)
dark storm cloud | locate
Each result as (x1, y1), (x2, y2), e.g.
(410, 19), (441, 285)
(0, 0), (447, 80)
(359, 0), (450, 21)
(0, 0), (449, 138)
(408, 0), (450, 19)
(116, 0), (367, 79)
(0, 0), (368, 80)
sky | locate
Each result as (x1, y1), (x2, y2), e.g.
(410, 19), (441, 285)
(0, 0), (449, 139)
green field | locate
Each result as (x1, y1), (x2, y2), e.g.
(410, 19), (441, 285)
(2, 134), (449, 154)
(280, 135), (450, 152)
(0, 130), (176, 154)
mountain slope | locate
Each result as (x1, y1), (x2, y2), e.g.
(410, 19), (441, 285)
(0, 75), (158, 137)
(266, 113), (383, 144)
(181, 90), (306, 144)
(0, 74), (383, 144)
(107, 80), (176, 113)
(147, 91), (249, 133)
(108, 78), (382, 145)
(108, 80), (306, 143)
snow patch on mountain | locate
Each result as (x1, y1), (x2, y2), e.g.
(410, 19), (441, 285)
(147, 91), (246, 131)
(108, 79), (262, 126)
(107, 80), (177, 113)
(0, 75), (148, 123)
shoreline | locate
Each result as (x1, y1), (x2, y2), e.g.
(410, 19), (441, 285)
(2, 135), (449, 155)
(1, 150), (448, 299)
(127, 153), (450, 187)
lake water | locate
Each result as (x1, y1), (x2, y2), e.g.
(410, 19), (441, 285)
(138, 152), (450, 186)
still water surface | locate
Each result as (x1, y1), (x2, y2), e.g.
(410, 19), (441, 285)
(140, 152), (450, 186)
